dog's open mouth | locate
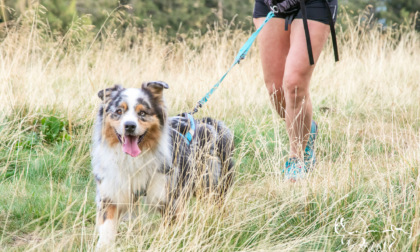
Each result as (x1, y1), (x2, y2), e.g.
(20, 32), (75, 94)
(115, 131), (147, 157)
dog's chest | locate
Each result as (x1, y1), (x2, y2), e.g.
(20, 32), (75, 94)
(92, 145), (164, 203)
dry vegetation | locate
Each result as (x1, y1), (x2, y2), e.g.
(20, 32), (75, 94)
(0, 8), (419, 251)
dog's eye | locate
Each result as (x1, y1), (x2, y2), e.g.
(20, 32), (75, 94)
(116, 109), (123, 115)
(139, 111), (147, 117)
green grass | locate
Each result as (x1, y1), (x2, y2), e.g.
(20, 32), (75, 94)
(2, 104), (417, 250)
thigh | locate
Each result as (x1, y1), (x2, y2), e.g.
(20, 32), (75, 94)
(253, 17), (290, 90)
(284, 19), (330, 88)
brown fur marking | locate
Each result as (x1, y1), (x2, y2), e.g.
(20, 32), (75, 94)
(106, 205), (117, 219)
(102, 115), (120, 147)
(146, 87), (161, 98)
(98, 204), (117, 225)
(135, 104), (146, 114)
(142, 84), (165, 103)
(120, 102), (128, 111)
(139, 115), (161, 150)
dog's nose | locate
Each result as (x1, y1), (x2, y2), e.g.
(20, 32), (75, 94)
(124, 121), (136, 133)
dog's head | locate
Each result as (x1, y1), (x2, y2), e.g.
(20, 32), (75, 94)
(97, 81), (169, 157)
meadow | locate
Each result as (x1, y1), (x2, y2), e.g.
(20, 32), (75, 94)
(0, 9), (419, 251)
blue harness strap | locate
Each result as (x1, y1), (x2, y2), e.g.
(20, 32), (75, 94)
(175, 113), (196, 145)
(184, 113), (195, 143)
(192, 11), (275, 114)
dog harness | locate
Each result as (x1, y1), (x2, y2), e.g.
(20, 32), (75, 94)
(174, 113), (196, 145)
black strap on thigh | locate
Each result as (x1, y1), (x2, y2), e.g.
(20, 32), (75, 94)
(285, 15), (292, 31)
(280, 0), (339, 65)
(299, 0), (314, 65)
(324, 0), (339, 62)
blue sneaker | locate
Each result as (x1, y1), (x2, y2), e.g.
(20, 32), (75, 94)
(304, 120), (318, 171)
(284, 157), (305, 181)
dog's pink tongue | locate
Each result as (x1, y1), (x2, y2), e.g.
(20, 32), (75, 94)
(122, 135), (141, 157)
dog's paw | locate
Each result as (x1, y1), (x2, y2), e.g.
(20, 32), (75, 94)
(95, 238), (115, 252)
(96, 220), (118, 251)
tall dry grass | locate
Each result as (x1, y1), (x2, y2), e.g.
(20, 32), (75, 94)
(0, 7), (419, 251)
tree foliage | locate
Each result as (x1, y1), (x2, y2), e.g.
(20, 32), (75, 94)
(341, 0), (419, 30)
(0, 0), (419, 35)
(384, 0), (420, 29)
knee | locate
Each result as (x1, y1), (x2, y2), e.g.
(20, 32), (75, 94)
(264, 77), (283, 97)
(283, 74), (309, 104)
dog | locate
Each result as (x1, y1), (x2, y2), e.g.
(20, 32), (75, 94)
(91, 82), (234, 248)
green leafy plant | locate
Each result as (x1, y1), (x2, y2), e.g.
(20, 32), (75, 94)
(40, 116), (70, 143)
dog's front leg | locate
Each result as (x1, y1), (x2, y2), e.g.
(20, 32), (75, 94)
(96, 199), (119, 250)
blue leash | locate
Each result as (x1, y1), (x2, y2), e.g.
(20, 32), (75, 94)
(191, 11), (275, 114)
(178, 12), (274, 145)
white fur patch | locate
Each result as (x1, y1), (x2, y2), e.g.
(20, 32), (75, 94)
(92, 124), (172, 209)
(116, 88), (151, 136)
(97, 219), (117, 250)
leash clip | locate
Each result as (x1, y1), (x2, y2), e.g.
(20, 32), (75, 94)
(191, 102), (202, 115)
(270, 5), (279, 13)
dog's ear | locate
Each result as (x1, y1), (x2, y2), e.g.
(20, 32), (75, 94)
(98, 84), (124, 102)
(142, 81), (169, 99)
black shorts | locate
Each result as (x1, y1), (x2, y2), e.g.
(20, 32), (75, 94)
(253, 0), (338, 25)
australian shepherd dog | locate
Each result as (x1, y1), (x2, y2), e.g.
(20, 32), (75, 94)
(91, 81), (234, 248)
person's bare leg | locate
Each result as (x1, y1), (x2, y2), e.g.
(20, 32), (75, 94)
(253, 18), (290, 119)
(283, 20), (330, 158)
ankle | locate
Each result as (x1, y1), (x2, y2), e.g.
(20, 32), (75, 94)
(288, 152), (303, 160)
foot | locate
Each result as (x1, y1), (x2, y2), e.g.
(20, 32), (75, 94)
(304, 120), (318, 171)
(284, 157), (306, 181)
